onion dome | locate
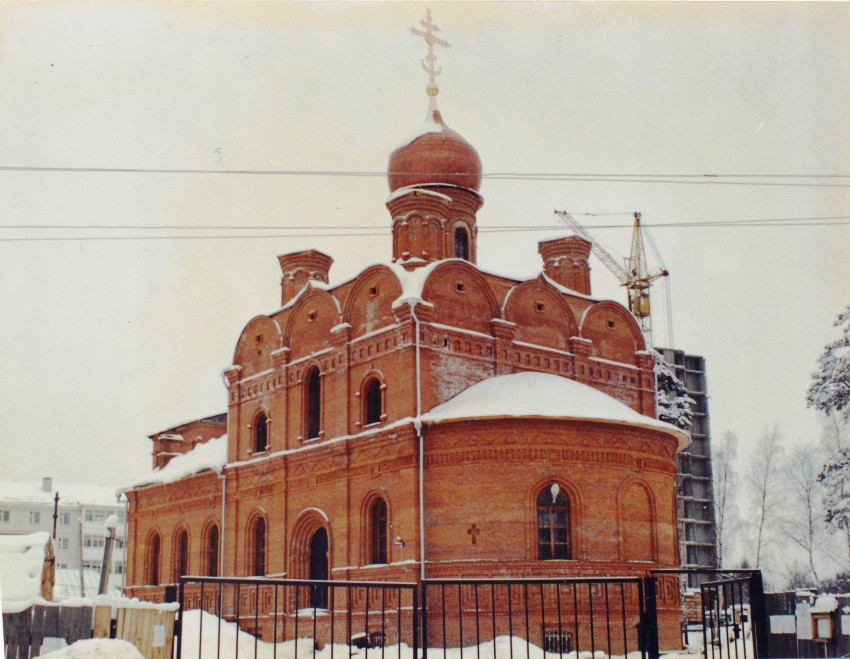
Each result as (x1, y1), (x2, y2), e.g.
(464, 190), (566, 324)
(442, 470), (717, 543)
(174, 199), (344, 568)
(388, 95), (482, 193)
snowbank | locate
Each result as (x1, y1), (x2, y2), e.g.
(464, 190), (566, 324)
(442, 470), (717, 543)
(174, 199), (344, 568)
(421, 372), (689, 449)
(39, 638), (144, 658)
(0, 532), (51, 613)
(126, 434), (227, 490)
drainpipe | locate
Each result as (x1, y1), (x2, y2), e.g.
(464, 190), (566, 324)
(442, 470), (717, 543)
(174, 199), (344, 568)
(409, 301), (425, 582)
(217, 468), (226, 577)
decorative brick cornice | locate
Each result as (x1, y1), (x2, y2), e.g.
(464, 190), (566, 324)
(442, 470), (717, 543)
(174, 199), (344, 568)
(223, 365), (243, 387)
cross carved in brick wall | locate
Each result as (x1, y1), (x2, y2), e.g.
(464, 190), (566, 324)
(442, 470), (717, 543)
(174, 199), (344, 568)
(467, 524), (480, 545)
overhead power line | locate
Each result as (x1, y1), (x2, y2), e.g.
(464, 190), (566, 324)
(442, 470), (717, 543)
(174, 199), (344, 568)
(1, 216), (849, 242)
(0, 164), (848, 188)
(1, 215), (848, 232)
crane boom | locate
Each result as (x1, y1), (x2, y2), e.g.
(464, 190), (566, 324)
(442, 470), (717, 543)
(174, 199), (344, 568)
(553, 209), (669, 342)
(554, 210), (628, 283)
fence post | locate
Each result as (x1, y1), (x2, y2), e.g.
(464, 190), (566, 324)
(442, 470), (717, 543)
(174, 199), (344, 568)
(748, 572), (770, 659)
(420, 581), (428, 659)
(176, 578), (185, 659)
(641, 577), (660, 659)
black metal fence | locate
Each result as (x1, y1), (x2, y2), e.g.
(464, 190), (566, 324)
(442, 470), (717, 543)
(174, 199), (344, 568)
(175, 576), (656, 659)
(176, 577), (418, 659)
(421, 578), (650, 659)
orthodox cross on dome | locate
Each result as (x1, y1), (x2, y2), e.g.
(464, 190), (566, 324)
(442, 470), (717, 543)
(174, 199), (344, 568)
(409, 9), (449, 96)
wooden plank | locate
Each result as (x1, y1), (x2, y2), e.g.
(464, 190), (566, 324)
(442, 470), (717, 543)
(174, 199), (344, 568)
(15, 609), (31, 659)
(29, 605), (46, 656)
(79, 606), (93, 640)
(139, 608), (155, 658)
(163, 610), (176, 659)
(43, 606), (60, 638)
(93, 605), (112, 639)
(115, 607), (127, 641)
(58, 607), (73, 643)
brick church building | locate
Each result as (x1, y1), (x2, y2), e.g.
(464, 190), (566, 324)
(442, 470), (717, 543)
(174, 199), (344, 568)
(124, 24), (689, 649)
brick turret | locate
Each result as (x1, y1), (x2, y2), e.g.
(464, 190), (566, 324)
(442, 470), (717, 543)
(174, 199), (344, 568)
(278, 249), (333, 306)
(538, 235), (592, 295)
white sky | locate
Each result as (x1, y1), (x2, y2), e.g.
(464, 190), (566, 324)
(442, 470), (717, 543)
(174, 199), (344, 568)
(0, 2), (848, 490)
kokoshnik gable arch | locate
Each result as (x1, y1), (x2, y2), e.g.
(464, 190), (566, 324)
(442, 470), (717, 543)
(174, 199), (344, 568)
(123, 22), (689, 650)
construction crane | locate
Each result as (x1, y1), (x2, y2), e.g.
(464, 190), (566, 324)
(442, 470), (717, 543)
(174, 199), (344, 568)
(554, 210), (670, 343)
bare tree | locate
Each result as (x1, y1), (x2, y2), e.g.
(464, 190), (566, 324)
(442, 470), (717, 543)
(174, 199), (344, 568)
(781, 442), (825, 585)
(713, 431), (740, 567)
(746, 426), (783, 569)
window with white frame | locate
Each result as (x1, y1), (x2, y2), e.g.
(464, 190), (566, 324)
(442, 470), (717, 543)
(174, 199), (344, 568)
(84, 535), (105, 548)
(57, 538), (70, 551)
(59, 512), (71, 525)
(0, 510), (9, 523)
(29, 511), (41, 524)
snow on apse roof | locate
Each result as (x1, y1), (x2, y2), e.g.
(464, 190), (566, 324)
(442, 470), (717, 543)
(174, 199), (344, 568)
(421, 372), (689, 449)
(126, 434), (228, 490)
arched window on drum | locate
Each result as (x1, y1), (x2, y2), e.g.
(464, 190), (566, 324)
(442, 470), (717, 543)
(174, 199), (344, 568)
(537, 483), (570, 560)
(454, 227), (469, 260)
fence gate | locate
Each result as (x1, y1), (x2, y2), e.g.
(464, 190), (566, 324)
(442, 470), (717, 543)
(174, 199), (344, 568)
(699, 573), (770, 659)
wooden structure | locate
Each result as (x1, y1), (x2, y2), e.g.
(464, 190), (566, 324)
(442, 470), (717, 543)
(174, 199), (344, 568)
(3, 602), (175, 659)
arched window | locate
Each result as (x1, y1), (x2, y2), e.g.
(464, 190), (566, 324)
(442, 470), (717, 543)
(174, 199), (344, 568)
(363, 378), (383, 426)
(369, 498), (388, 564)
(205, 524), (220, 577)
(250, 517), (266, 576)
(537, 484), (570, 560)
(254, 412), (268, 453)
(146, 532), (161, 586)
(454, 227), (469, 260)
(173, 528), (189, 581)
(305, 367), (321, 439)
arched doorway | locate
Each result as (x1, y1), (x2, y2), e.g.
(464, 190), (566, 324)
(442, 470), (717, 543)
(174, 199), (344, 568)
(309, 528), (328, 608)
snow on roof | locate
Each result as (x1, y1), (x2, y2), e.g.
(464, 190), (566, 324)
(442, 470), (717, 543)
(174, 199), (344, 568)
(386, 185), (452, 204)
(811, 594), (839, 613)
(0, 532), (51, 613)
(392, 96), (445, 151)
(0, 481), (122, 507)
(125, 434), (227, 491)
(420, 372), (689, 449)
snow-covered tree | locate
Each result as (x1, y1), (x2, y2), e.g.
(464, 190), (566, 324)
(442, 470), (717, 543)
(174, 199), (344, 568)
(650, 351), (694, 429)
(746, 426), (783, 569)
(713, 431), (741, 567)
(807, 304), (850, 421)
(781, 442), (826, 585)
(807, 304), (850, 567)
(818, 447), (850, 568)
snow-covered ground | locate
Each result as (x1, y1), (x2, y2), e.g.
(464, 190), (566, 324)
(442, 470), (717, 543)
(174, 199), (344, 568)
(176, 609), (752, 659)
(38, 639), (144, 658)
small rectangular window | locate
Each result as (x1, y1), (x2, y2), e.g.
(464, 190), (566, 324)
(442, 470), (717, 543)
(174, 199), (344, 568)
(536, 302), (545, 312)
(607, 319), (615, 329)
(455, 282), (465, 293)
(0, 510), (9, 522)
(60, 512), (71, 525)
(369, 285), (379, 296)
(29, 511), (41, 524)
(543, 631), (572, 654)
(308, 311), (317, 321)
